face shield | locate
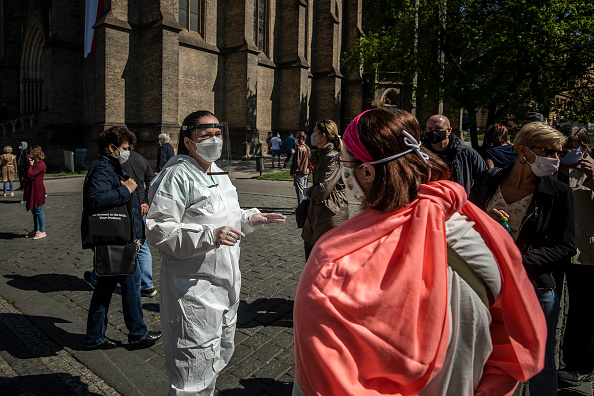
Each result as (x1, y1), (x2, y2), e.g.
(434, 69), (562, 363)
(182, 122), (231, 175)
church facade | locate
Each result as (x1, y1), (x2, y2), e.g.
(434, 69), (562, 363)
(0, 0), (364, 168)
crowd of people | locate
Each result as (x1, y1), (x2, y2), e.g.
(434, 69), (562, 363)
(6, 106), (587, 395)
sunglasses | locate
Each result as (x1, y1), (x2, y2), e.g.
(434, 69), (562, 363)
(532, 147), (563, 158)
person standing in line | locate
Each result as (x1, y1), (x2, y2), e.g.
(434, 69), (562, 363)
(270, 132), (282, 168)
(17, 141), (29, 191)
(470, 122), (576, 395)
(84, 147), (158, 298)
(24, 146), (47, 240)
(1, 146), (17, 196)
(424, 114), (487, 196)
(146, 110), (285, 394)
(481, 123), (516, 169)
(155, 133), (175, 174)
(121, 149), (157, 297)
(556, 124), (594, 388)
(283, 131), (296, 168)
(290, 131), (311, 206)
(82, 126), (161, 350)
(301, 120), (349, 260)
(293, 109), (547, 396)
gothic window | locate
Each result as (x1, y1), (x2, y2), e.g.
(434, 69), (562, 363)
(254, 0), (269, 55)
(179, 0), (205, 38)
(20, 23), (45, 114)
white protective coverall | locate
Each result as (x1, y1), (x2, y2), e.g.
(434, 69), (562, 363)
(146, 155), (260, 395)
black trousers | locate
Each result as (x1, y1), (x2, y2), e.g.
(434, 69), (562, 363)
(562, 264), (594, 373)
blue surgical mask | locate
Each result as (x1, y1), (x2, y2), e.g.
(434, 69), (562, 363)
(311, 133), (318, 145)
(560, 148), (583, 166)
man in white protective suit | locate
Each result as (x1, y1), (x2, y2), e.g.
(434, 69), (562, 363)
(145, 110), (286, 395)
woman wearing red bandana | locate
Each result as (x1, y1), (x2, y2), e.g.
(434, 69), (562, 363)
(293, 109), (546, 395)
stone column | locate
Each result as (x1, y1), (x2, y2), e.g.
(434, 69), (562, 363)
(341, 0), (364, 126)
(223, 0), (262, 159)
(276, 0), (311, 134)
(310, 0), (342, 128)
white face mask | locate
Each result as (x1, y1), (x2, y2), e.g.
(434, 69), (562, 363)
(192, 136), (223, 163)
(525, 148), (560, 177)
(118, 149), (131, 164)
(311, 133), (318, 145)
(341, 165), (366, 203)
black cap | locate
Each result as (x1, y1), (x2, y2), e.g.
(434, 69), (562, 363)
(522, 112), (544, 123)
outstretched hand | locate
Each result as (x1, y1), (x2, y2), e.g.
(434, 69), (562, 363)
(250, 213), (287, 226)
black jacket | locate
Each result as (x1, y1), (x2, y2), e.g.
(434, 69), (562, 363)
(470, 166), (576, 288)
(155, 143), (175, 173)
(427, 135), (487, 197)
(83, 155), (144, 242)
(121, 151), (153, 206)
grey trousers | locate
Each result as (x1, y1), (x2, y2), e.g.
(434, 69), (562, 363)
(293, 174), (308, 205)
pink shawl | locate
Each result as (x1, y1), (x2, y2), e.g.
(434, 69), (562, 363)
(294, 180), (546, 395)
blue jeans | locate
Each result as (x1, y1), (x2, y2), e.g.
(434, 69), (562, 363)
(294, 174), (308, 205)
(3, 181), (13, 193)
(85, 263), (147, 347)
(137, 217), (154, 291)
(529, 289), (560, 396)
(31, 205), (46, 232)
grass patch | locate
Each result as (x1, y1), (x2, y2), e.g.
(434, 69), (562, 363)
(257, 169), (312, 182)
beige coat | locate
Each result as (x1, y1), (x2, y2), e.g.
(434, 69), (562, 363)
(559, 155), (594, 265)
(1, 153), (17, 182)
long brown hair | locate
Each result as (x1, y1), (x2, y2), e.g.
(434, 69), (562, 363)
(483, 123), (509, 147)
(355, 108), (450, 212)
(315, 119), (343, 152)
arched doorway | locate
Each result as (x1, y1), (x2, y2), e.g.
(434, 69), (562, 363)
(20, 22), (45, 114)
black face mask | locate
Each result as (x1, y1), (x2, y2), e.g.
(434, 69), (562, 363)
(425, 129), (448, 144)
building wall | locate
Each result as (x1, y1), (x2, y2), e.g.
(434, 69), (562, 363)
(1, 0), (364, 168)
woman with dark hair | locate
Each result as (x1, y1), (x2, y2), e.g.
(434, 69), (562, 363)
(481, 122), (516, 168)
(146, 110), (285, 395)
(82, 126), (160, 350)
(293, 109), (546, 395)
(24, 145), (47, 239)
(301, 119), (349, 259)
(556, 124), (594, 386)
(470, 122), (576, 395)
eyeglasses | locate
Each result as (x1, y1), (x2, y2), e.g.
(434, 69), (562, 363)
(532, 146), (563, 158)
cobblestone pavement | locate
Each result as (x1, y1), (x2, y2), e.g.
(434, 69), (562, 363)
(0, 295), (120, 395)
(0, 181), (360, 396)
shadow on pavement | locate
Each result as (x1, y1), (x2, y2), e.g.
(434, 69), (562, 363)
(238, 298), (293, 328)
(222, 378), (293, 395)
(142, 302), (160, 312)
(0, 231), (23, 239)
(0, 312), (86, 353)
(0, 373), (103, 396)
(5, 273), (89, 292)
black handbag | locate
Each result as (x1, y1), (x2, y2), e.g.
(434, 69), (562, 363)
(81, 197), (134, 249)
(93, 243), (138, 276)
(295, 198), (309, 228)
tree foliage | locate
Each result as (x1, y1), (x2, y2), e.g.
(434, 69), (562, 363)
(345, 0), (594, 133)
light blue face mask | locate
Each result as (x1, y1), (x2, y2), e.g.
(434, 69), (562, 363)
(560, 148), (583, 166)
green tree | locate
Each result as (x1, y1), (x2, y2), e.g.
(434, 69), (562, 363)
(345, 0), (594, 146)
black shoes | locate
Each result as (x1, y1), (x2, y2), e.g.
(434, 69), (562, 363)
(558, 369), (594, 386)
(86, 338), (118, 351)
(129, 331), (162, 349)
(141, 287), (157, 298)
(83, 271), (96, 290)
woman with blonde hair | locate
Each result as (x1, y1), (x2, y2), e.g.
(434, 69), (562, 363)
(24, 145), (47, 239)
(471, 122), (576, 395)
(301, 119), (349, 259)
(1, 145), (17, 196)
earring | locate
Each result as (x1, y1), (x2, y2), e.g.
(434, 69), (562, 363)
(519, 157), (527, 164)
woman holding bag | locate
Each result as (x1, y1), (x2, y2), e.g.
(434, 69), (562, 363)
(301, 119), (349, 259)
(82, 126), (160, 350)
